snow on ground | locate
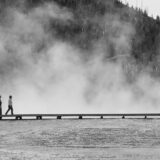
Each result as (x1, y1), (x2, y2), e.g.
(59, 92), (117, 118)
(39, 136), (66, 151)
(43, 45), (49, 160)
(0, 119), (160, 159)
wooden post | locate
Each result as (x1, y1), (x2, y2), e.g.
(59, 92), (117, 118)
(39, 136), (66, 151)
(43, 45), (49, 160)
(16, 116), (22, 120)
(144, 115), (147, 119)
(36, 116), (42, 120)
(57, 116), (62, 119)
(79, 115), (82, 119)
(122, 115), (125, 119)
(100, 116), (103, 119)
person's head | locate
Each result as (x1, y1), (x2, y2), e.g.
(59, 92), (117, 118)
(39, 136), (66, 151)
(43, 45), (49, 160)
(9, 95), (12, 99)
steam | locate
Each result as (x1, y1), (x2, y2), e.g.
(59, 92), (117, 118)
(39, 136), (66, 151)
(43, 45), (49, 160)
(0, 1), (159, 114)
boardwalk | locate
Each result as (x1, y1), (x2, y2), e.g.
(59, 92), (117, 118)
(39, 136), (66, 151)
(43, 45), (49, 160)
(1, 113), (160, 120)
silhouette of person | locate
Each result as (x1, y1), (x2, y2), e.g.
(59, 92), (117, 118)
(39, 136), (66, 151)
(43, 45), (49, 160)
(0, 96), (2, 119)
(5, 95), (14, 115)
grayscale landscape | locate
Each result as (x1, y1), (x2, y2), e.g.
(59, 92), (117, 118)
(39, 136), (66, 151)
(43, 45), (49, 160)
(1, 0), (160, 159)
(0, 119), (160, 160)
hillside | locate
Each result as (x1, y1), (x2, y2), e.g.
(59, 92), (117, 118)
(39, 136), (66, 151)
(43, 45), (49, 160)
(31, 0), (160, 63)
(0, 0), (160, 75)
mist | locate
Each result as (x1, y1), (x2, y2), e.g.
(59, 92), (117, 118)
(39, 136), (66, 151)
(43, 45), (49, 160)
(0, 1), (160, 114)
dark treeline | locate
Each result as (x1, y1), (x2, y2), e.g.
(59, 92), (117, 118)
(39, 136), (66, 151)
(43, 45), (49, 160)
(32, 0), (160, 65)
(1, 0), (160, 70)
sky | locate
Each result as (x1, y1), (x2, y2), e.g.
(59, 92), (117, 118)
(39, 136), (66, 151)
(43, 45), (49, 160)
(122, 0), (160, 18)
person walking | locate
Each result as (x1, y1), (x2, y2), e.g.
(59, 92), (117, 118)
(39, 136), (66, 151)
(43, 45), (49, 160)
(5, 95), (14, 115)
(0, 96), (2, 119)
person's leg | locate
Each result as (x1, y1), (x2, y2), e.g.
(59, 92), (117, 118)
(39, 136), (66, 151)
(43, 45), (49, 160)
(8, 107), (12, 115)
(11, 107), (13, 115)
(0, 107), (2, 119)
(5, 108), (10, 115)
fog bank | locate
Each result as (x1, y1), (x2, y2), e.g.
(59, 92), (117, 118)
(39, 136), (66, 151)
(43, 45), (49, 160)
(0, 1), (160, 113)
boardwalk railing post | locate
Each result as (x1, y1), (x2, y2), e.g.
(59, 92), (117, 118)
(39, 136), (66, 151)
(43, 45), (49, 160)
(122, 115), (125, 119)
(57, 116), (62, 119)
(36, 116), (42, 120)
(145, 115), (147, 119)
(16, 116), (22, 120)
(100, 116), (103, 119)
(79, 115), (82, 119)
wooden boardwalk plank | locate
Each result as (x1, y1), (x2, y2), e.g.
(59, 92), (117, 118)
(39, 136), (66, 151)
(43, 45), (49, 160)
(0, 113), (160, 120)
